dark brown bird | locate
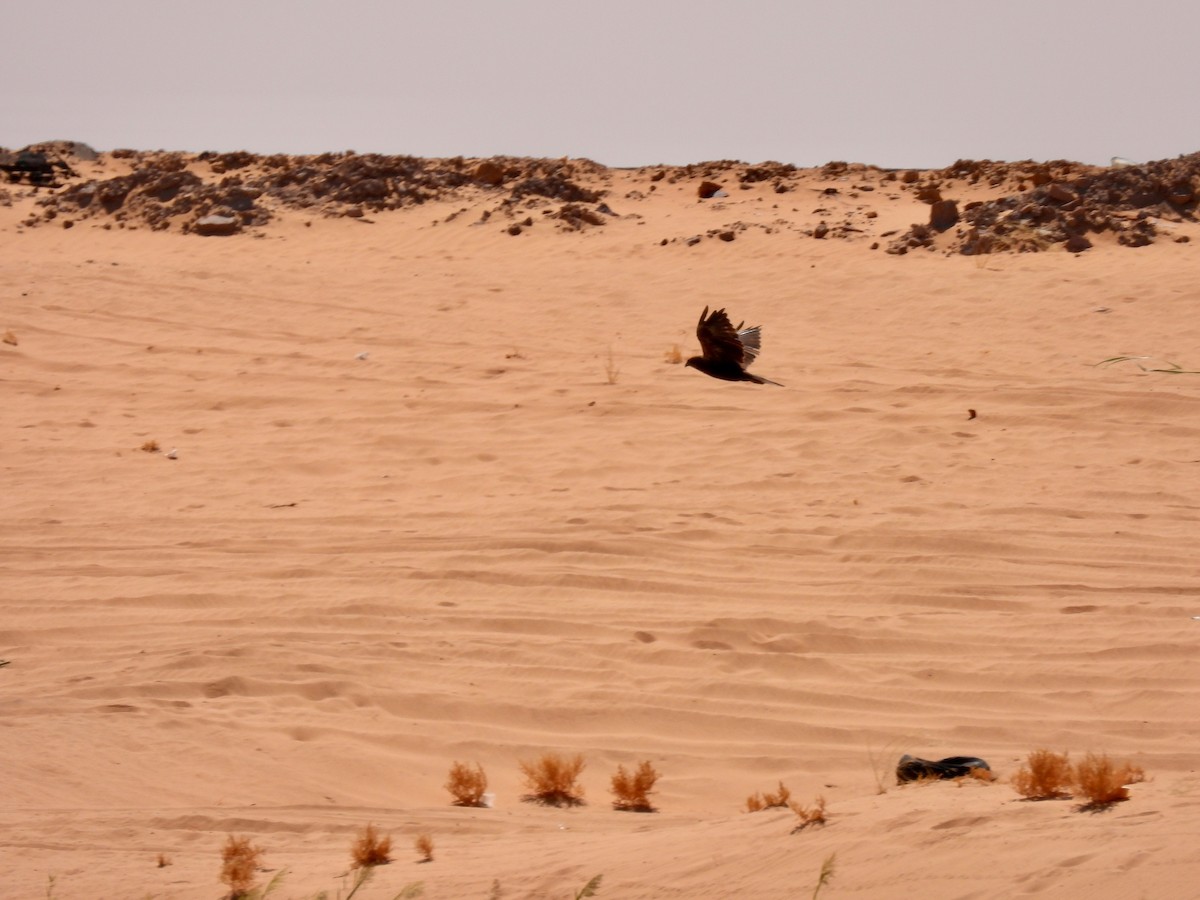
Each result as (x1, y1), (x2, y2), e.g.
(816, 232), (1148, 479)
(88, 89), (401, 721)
(685, 306), (783, 386)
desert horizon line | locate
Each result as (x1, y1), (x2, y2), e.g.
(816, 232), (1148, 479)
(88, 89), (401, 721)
(6, 136), (1192, 172)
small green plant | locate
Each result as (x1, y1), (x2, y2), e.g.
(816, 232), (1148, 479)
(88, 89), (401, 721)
(324, 870), (423, 900)
(575, 874), (603, 899)
(812, 853), (836, 900)
(519, 753), (586, 807)
(343, 866), (373, 899)
(243, 870), (287, 900)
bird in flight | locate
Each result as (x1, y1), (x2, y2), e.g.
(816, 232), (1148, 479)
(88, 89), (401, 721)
(685, 306), (783, 386)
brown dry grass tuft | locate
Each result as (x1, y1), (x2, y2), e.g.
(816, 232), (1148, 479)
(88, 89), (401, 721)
(141, 440), (160, 453)
(2, 329), (17, 346)
(157, 853), (172, 868)
(219, 834), (263, 899)
(1012, 749), (1072, 800)
(746, 780), (791, 812)
(610, 760), (660, 812)
(664, 344), (683, 364)
(350, 823), (392, 868)
(603, 346), (620, 384)
(1073, 752), (1144, 811)
(519, 752), (586, 807)
(445, 761), (489, 807)
(789, 796), (828, 833)
(414, 833), (434, 863)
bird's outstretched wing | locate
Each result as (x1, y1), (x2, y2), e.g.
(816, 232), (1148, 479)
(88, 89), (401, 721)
(736, 325), (762, 368)
(696, 306), (750, 368)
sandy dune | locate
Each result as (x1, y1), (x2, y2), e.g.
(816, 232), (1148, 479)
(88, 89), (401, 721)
(3, 153), (1200, 898)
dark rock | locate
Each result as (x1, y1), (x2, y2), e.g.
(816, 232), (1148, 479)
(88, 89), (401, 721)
(553, 203), (605, 230)
(741, 163), (796, 184)
(929, 199), (959, 231)
(1045, 183), (1076, 203)
(1064, 233), (1092, 253)
(915, 184), (943, 204)
(509, 175), (600, 203)
(717, 230), (735, 242)
(475, 161), (505, 186)
(1167, 180), (1194, 205)
(697, 181), (724, 199)
(887, 223), (935, 254)
(1118, 227), (1153, 247)
(193, 214), (240, 236)
(812, 222), (829, 239)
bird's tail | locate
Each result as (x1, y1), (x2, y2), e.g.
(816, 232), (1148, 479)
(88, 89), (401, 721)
(750, 373), (784, 387)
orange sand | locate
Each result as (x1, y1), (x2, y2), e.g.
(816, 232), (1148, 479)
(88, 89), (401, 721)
(3, 155), (1199, 899)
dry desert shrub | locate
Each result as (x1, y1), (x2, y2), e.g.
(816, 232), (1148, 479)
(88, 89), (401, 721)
(141, 439), (160, 453)
(156, 852), (172, 868)
(610, 760), (660, 812)
(219, 834), (263, 899)
(1073, 752), (1145, 810)
(789, 796), (828, 833)
(519, 752), (586, 807)
(664, 344), (683, 364)
(1012, 749), (1072, 800)
(350, 823), (392, 868)
(445, 761), (489, 807)
(746, 780), (791, 812)
(414, 833), (435, 863)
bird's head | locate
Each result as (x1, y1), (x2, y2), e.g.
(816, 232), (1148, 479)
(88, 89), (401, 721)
(684, 356), (700, 370)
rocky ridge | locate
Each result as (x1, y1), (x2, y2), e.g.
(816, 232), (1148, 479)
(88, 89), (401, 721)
(3, 143), (1197, 251)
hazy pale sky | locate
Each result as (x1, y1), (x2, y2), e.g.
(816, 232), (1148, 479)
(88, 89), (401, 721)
(5, 0), (1199, 168)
